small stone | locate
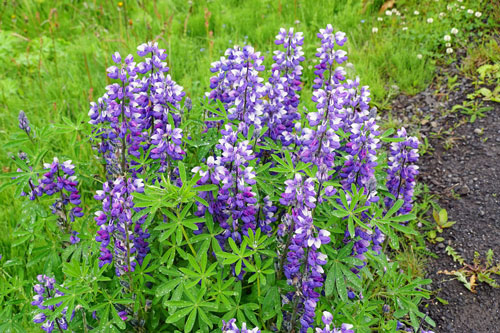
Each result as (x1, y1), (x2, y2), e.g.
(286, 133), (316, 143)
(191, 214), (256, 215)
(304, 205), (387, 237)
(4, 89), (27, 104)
(458, 185), (470, 195)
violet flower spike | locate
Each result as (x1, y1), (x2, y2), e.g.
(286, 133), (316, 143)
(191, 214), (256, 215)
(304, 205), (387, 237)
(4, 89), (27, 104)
(385, 127), (420, 217)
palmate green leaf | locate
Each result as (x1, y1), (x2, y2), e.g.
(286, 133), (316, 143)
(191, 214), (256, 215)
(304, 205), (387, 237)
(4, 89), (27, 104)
(325, 265), (336, 297)
(242, 303), (260, 328)
(165, 306), (192, 323)
(385, 199), (404, 218)
(178, 161), (187, 184)
(335, 263), (348, 302)
(157, 278), (183, 298)
(228, 237), (239, 253)
(340, 264), (362, 291)
(389, 221), (418, 235)
(347, 216), (355, 240)
(390, 214), (416, 222)
(11, 231), (32, 247)
(330, 208), (350, 218)
(185, 308), (197, 332)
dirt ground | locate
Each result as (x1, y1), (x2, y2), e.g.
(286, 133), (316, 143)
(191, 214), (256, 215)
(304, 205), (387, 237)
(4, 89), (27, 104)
(390, 59), (500, 332)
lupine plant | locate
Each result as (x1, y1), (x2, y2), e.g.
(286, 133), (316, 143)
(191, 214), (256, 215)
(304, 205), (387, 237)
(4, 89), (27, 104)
(1, 25), (435, 333)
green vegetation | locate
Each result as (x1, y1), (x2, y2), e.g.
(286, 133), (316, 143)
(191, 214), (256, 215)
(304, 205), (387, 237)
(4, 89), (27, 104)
(0, 0), (498, 331)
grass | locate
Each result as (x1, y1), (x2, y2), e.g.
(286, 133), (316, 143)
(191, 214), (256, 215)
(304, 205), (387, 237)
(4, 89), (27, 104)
(0, 0), (497, 329)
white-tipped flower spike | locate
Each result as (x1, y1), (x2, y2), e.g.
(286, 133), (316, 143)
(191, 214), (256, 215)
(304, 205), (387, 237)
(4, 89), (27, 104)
(427, 18), (433, 23)
(467, 9), (474, 14)
(451, 28), (458, 34)
(377, 17), (383, 21)
(446, 48), (454, 54)
(372, 27), (379, 33)
(417, 54), (423, 60)
(475, 12), (482, 18)
(385, 10), (392, 16)
(402, 27), (408, 31)
(414, 10), (419, 15)
(444, 35), (451, 42)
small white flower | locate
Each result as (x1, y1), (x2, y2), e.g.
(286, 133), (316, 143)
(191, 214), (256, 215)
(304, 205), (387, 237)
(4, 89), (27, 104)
(294, 19), (300, 25)
(475, 11), (482, 17)
(447, 5), (453, 11)
(377, 17), (383, 21)
(439, 12), (446, 18)
(457, 0), (463, 2)
(417, 54), (423, 59)
(444, 35), (451, 41)
(346, 62), (354, 69)
(372, 27), (379, 33)
(427, 18), (434, 23)
(446, 48), (454, 54)
(445, 42), (451, 47)
(451, 27), (458, 34)
(460, 5), (465, 10)
(385, 10), (392, 16)
(414, 10), (419, 15)
(402, 27), (408, 31)
(467, 9), (474, 14)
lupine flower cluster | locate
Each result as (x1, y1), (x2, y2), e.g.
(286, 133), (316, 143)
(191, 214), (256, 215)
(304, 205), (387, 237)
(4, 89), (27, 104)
(20, 157), (84, 231)
(89, 41), (185, 176)
(206, 45), (266, 133)
(264, 28), (304, 144)
(191, 24), (420, 332)
(36, 158), (84, 226)
(89, 41), (186, 276)
(279, 174), (330, 332)
(94, 176), (148, 276)
(192, 125), (259, 249)
(31, 275), (69, 332)
(19, 24), (427, 333)
(385, 127), (420, 216)
(18, 110), (31, 136)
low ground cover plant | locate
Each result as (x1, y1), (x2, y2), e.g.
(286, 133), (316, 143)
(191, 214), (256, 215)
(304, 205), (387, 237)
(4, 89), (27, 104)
(1, 25), (434, 333)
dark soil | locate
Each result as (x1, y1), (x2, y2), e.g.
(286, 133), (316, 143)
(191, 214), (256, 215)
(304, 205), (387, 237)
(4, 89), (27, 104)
(390, 59), (500, 332)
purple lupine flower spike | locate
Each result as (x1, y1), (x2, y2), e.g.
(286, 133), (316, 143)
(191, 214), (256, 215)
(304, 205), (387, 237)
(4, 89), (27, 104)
(31, 276), (69, 332)
(31, 158), (84, 230)
(94, 176), (149, 275)
(205, 45), (266, 133)
(264, 28), (304, 144)
(385, 127), (420, 216)
(18, 110), (31, 134)
(279, 174), (330, 332)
